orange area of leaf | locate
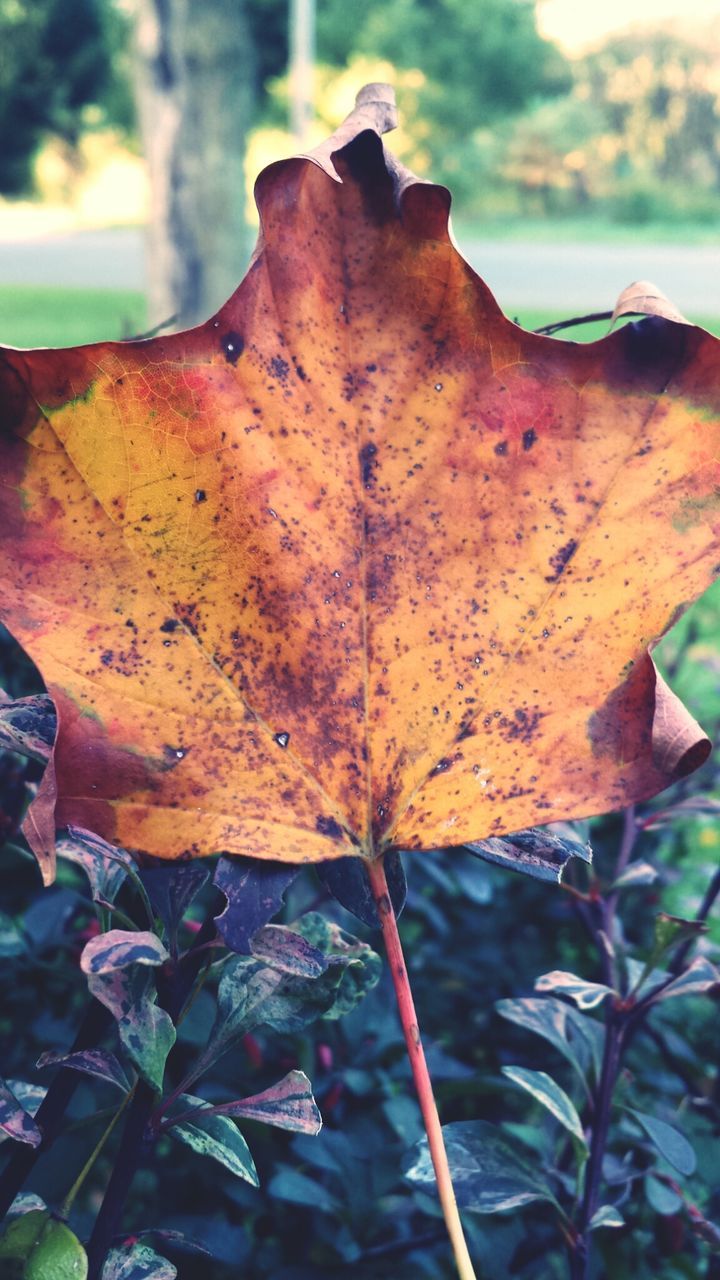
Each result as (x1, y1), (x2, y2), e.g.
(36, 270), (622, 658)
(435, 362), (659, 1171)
(1, 86), (719, 881)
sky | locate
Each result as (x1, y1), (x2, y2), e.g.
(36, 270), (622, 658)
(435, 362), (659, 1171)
(537, 0), (720, 50)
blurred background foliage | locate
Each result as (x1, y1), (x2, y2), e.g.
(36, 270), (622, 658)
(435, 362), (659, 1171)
(1, 0), (720, 225)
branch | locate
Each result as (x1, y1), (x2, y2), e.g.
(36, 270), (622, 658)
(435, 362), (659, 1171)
(0, 1000), (112, 1220)
(366, 853), (477, 1280)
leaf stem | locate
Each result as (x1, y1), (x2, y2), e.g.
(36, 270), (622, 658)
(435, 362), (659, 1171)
(366, 853), (477, 1280)
(58, 1084), (136, 1219)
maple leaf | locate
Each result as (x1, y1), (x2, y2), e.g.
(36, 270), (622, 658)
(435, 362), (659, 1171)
(1, 83), (719, 885)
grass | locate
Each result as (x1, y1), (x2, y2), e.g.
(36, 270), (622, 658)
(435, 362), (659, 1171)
(452, 213), (720, 248)
(0, 286), (147, 349)
(0, 285), (717, 351)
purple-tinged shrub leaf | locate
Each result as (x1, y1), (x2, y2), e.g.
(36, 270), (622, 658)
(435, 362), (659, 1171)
(465, 826), (592, 884)
(405, 1119), (560, 1214)
(612, 861), (659, 889)
(102, 1243), (176, 1280)
(213, 856), (299, 953)
(165, 1093), (259, 1185)
(135, 1230), (211, 1259)
(653, 956), (720, 1001)
(36, 1049), (131, 1093)
(56, 827), (137, 907)
(535, 970), (614, 1010)
(628, 1108), (696, 1176)
(0, 693), (56, 763)
(501, 1066), (586, 1147)
(84, 965), (175, 1092)
(589, 1205), (624, 1230)
(0, 1080), (42, 1147)
(0, 1209), (88, 1278)
(645, 1173), (683, 1216)
(259, 915), (381, 1032)
(138, 861), (210, 952)
(209, 1070), (322, 1136)
(316, 848), (406, 927)
(80, 930), (169, 976)
(188, 920), (380, 1085)
(250, 925), (328, 977)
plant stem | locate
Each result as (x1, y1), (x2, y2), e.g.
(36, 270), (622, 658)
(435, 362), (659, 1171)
(571, 1012), (625, 1280)
(85, 1080), (157, 1280)
(0, 999), (111, 1221)
(366, 853), (477, 1280)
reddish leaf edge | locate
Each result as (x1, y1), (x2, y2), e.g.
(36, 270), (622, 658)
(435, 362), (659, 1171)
(8, 83), (717, 884)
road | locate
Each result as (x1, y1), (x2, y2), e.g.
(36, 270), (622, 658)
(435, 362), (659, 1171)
(0, 226), (718, 318)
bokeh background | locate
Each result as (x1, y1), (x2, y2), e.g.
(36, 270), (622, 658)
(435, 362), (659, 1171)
(0, 0), (719, 345)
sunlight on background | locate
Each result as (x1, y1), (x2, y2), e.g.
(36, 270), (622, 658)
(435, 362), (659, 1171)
(539, 0), (720, 49)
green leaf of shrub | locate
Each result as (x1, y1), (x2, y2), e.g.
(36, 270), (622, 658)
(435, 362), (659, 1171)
(655, 956), (719, 1001)
(534, 970), (614, 1009)
(404, 1119), (560, 1214)
(645, 1173), (683, 1216)
(612, 862), (658, 888)
(267, 1166), (340, 1214)
(501, 1066), (586, 1147)
(496, 997), (603, 1084)
(589, 1205), (624, 1230)
(166, 1094), (259, 1185)
(628, 1109), (696, 1176)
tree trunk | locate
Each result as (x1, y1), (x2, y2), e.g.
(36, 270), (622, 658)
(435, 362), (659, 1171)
(134, 0), (256, 328)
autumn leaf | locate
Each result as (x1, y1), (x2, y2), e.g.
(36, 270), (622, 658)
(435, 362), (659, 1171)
(1, 83), (719, 884)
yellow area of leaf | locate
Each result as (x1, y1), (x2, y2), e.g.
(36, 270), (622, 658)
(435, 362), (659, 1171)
(1, 86), (719, 880)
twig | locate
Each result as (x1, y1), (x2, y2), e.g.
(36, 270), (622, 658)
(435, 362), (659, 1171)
(570, 1013), (625, 1280)
(533, 311), (613, 337)
(85, 1080), (157, 1280)
(366, 853), (477, 1280)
